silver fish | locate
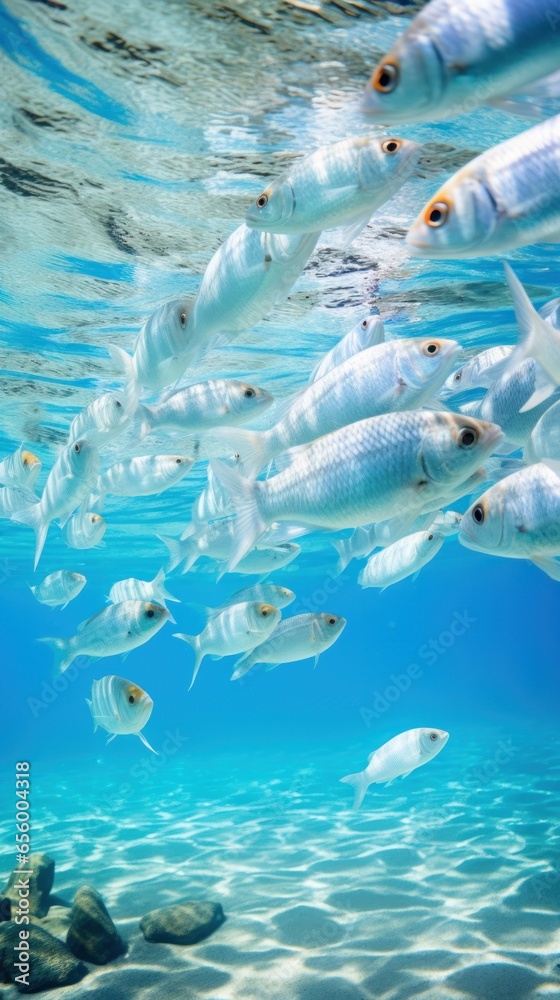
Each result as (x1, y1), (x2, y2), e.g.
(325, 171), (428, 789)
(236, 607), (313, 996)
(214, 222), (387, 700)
(245, 136), (420, 242)
(358, 530), (444, 590)
(466, 358), (559, 449)
(214, 337), (461, 477)
(190, 456), (241, 528)
(332, 510), (436, 575)
(309, 315), (385, 384)
(68, 391), (134, 448)
(30, 570), (86, 609)
(12, 439), (99, 570)
(0, 445), (41, 491)
(108, 567), (179, 611)
(217, 584), (295, 611)
(174, 601), (281, 690)
(341, 728), (449, 809)
(134, 379), (273, 440)
(109, 296), (196, 396)
(443, 346), (513, 394)
(231, 611), (346, 680)
(62, 508), (106, 550)
(363, 0), (560, 122)
(38, 600), (169, 673)
(460, 462), (560, 580)
(218, 543), (301, 581)
(188, 224), (319, 344)
(407, 116), (560, 258)
(212, 411), (503, 570)
(95, 454), (193, 502)
(87, 675), (157, 753)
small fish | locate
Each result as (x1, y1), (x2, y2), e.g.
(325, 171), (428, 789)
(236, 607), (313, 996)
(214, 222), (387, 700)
(134, 379), (273, 440)
(460, 462), (560, 580)
(212, 411), (503, 570)
(340, 728), (449, 809)
(109, 296), (197, 396)
(524, 399), (560, 465)
(495, 264), (560, 411)
(220, 543), (301, 580)
(87, 675), (157, 753)
(431, 510), (462, 536)
(0, 487), (36, 519)
(94, 455), (193, 503)
(358, 530), (444, 590)
(108, 568), (178, 618)
(407, 116), (560, 258)
(189, 225), (319, 344)
(68, 391), (134, 448)
(245, 136), (420, 242)
(174, 601), (281, 690)
(217, 584), (295, 611)
(0, 444), (41, 491)
(332, 511), (436, 575)
(362, 0), (560, 122)
(161, 518), (301, 575)
(443, 346), (513, 394)
(12, 440), (99, 570)
(190, 456), (241, 528)
(466, 358), (559, 450)
(38, 600), (169, 673)
(310, 315), (385, 384)
(30, 570), (86, 609)
(214, 338), (461, 477)
(62, 509), (106, 550)
(231, 612), (346, 680)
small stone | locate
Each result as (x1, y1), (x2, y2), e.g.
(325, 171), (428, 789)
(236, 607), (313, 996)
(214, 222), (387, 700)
(140, 901), (225, 945)
(2, 853), (55, 919)
(33, 905), (72, 941)
(0, 921), (87, 993)
(66, 886), (125, 965)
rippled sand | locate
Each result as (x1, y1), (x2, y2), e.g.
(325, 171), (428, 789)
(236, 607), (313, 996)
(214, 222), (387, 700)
(2, 729), (559, 998)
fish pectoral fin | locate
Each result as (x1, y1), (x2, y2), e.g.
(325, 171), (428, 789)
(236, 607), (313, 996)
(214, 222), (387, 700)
(519, 378), (559, 412)
(313, 654), (320, 669)
(138, 732), (159, 755)
(264, 662), (279, 672)
(210, 654), (223, 661)
(334, 212), (372, 250)
(121, 652), (129, 662)
(105, 734), (117, 745)
(384, 779), (394, 788)
(400, 771), (412, 780)
(530, 555), (560, 582)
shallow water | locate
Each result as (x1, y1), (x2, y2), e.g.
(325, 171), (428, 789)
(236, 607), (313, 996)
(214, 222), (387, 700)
(1, 1), (560, 998)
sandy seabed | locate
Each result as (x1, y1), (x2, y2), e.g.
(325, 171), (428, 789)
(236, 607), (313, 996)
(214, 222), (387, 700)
(2, 730), (560, 1000)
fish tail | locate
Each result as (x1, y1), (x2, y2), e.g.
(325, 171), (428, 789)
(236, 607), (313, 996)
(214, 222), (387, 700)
(152, 567), (180, 603)
(173, 632), (203, 690)
(180, 521), (196, 541)
(109, 344), (140, 410)
(28, 584), (36, 597)
(211, 427), (271, 479)
(210, 460), (267, 570)
(339, 770), (369, 810)
(503, 263), (558, 410)
(157, 534), (188, 573)
(356, 568), (366, 588)
(37, 636), (75, 674)
(132, 403), (154, 441)
(12, 502), (48, 570)
(332, 538), (352, 576)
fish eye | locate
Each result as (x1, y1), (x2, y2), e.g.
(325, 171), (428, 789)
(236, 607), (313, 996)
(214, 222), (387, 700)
(429, 732), (438, 742)
(261, 608), (268, 617)
(454, 372), (462, 382)
(428, 534), (433, 541)
(146, 609), (155, 618)
(472, 504), (485, 524)
(244, 388), (255, 398)
(115, 400), (122, 408)
(425, 201), (450, 228)
(180, 311), (187, 327)
(373, 63), (399, 93)
(256, 193), (268, 209)
(176, 458), (182, 464)
(328, 617), (336, 625)
(234, 453), (240, 459)
(381, 138), (400, 154)
(361, 319), (368, 329)
(458, 427), (478, 449)
(74, 443), (80, 453)
(423, 342), (440, 356)
(128, 694), (135, 704)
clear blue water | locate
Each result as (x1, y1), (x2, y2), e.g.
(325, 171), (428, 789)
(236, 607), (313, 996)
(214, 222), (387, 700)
(1, 1), (560, 997)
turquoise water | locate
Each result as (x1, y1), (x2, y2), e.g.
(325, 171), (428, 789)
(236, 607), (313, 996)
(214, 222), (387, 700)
(1, 1), (560, 997)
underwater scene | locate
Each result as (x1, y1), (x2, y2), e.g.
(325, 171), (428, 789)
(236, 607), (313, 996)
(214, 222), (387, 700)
(1, 0), (560, 997)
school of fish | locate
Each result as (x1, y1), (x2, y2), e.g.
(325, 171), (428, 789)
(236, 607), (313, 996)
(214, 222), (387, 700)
(6, 0), (560, 799)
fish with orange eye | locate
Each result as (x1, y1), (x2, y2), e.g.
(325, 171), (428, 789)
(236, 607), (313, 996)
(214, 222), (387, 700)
(0, 443), (41, 491)
(362, 0), (560, 123)
(245, 134), (420, 242)
(87, 675), (158, 753)
(407, 115), (560, 258)
(460, 462), (560, 582)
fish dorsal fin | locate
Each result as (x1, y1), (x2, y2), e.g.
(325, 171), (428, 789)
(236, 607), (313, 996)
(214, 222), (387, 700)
(367, 750), (376, 763)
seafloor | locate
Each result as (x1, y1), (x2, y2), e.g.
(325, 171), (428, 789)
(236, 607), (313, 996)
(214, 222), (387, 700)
(2, 727), (559, 999)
